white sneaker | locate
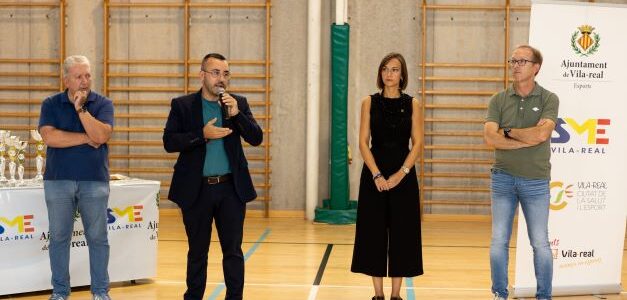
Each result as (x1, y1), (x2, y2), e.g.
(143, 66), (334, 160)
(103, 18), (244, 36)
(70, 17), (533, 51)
(92, 294), (111, 300)
(494, 296), (506, 300)
(49, 294), (69, 300)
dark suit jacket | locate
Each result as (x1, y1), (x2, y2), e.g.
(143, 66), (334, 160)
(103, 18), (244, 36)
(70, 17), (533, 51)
(163, 89), (263, 210)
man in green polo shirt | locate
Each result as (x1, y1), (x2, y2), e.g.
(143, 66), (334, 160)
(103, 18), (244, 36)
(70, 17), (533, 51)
(484, 45), (559, 300)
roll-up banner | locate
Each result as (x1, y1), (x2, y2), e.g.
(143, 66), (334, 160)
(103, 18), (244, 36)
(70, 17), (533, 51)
(515, 0), (627, 297)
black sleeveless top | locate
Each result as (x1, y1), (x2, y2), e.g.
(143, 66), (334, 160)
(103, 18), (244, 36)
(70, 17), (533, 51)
(369, 92), (413, 176)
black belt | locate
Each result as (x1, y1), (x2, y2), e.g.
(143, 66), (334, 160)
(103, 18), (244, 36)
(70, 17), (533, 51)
(205, 174), (232, 185)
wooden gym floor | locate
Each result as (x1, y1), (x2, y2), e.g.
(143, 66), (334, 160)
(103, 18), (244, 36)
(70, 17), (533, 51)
(2, 209), (626, 300)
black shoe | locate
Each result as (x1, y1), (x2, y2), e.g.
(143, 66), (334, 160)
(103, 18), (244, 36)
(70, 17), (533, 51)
(371, 297), (384, 300)
(390, 297), (403, 300)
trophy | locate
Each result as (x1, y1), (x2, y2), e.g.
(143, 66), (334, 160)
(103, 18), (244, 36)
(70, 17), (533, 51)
(0, 130), (8, 183)
(16, 140), (28, 186)
(31, 130), (45, 181)
(7, 136), (18, 185)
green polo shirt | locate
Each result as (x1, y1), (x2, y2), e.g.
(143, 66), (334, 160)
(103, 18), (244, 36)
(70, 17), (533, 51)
(485, 83), (559, 179)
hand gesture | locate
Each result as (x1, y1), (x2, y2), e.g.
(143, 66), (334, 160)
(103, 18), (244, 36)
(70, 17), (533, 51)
(374, 176), (389, 192)
(203, 118), (232, 140)
(221, 93), (239, 117)
(87, 140), (101, 149)
(536, 118), (548, 126)
(83, 133), (100, 148)
(386, 171), (404, 190)
(73, 90), (88, 111)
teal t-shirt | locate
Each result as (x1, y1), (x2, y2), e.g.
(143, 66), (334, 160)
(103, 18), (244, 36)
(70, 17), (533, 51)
(202, 98), (231, 176)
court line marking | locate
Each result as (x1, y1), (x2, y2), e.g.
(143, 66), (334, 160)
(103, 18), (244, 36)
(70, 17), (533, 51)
(158, 279), (627, 295)
(157, 279), (492, 291)
(206, 228), (271, 300)
(307, 244), (333, 300)
(313, 244), (333, 285)
(160, 239), (495, 249)
(306, 285), (320, 300)
(405, 277), (415, 300)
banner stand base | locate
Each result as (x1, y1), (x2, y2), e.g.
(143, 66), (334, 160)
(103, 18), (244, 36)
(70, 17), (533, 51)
(514, 283), (623, 297)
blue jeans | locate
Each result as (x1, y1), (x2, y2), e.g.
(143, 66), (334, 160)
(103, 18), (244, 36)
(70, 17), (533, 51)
(490, 169), (553, 299)
(44, 180), (111, 296)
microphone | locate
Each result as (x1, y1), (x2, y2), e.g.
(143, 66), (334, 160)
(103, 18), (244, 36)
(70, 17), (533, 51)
(217, 87), (230, 120)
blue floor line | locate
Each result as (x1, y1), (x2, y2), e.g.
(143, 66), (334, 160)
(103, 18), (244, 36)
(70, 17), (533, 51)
(405, 277), (415, 300)
(244, 228), (271, 261)
(206, 283), (225, 300)
(206, 228), (271, 300)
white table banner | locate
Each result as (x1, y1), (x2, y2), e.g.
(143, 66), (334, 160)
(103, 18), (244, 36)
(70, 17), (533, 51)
(0, 179), (160, 295)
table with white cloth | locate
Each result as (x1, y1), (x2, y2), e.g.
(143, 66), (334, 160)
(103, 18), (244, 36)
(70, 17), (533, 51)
(0, 179), (160, 295)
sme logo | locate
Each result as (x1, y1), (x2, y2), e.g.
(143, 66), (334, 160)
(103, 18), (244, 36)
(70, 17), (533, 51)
(107, 205), (144, 224)
(552, 118), (610, 145)
(0, 215), (35, 234)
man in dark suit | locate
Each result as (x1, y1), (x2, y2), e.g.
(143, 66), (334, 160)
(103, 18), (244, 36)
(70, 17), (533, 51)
(163, 53), (263, 300)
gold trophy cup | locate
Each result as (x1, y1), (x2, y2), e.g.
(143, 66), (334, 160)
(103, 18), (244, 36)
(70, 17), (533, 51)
(16, 140), (28, 186)
(0, 130), (8, 184)
(31, 130), (45, 181)
(7, 136), (18, 185)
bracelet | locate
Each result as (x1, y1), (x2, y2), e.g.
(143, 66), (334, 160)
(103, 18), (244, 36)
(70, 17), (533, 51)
(372, 172), (383, 180)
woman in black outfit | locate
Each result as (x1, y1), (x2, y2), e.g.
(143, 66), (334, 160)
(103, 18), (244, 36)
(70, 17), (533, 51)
(351, 53), (423, 300)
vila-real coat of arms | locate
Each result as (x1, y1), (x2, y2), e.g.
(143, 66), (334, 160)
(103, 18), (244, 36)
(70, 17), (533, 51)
(571, 25), (600, 57)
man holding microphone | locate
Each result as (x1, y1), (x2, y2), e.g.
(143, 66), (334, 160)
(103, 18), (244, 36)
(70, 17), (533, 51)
(163, 53), (263, 300)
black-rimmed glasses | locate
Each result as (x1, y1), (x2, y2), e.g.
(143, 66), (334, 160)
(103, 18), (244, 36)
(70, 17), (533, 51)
(508, 59), (536, 67)
(201, 68), (231, 79)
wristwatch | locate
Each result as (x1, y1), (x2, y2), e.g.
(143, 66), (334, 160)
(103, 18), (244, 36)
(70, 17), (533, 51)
(401, 166), (411, 174)
(503, 127), (512, 138)
(77, 106), (87, 114)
